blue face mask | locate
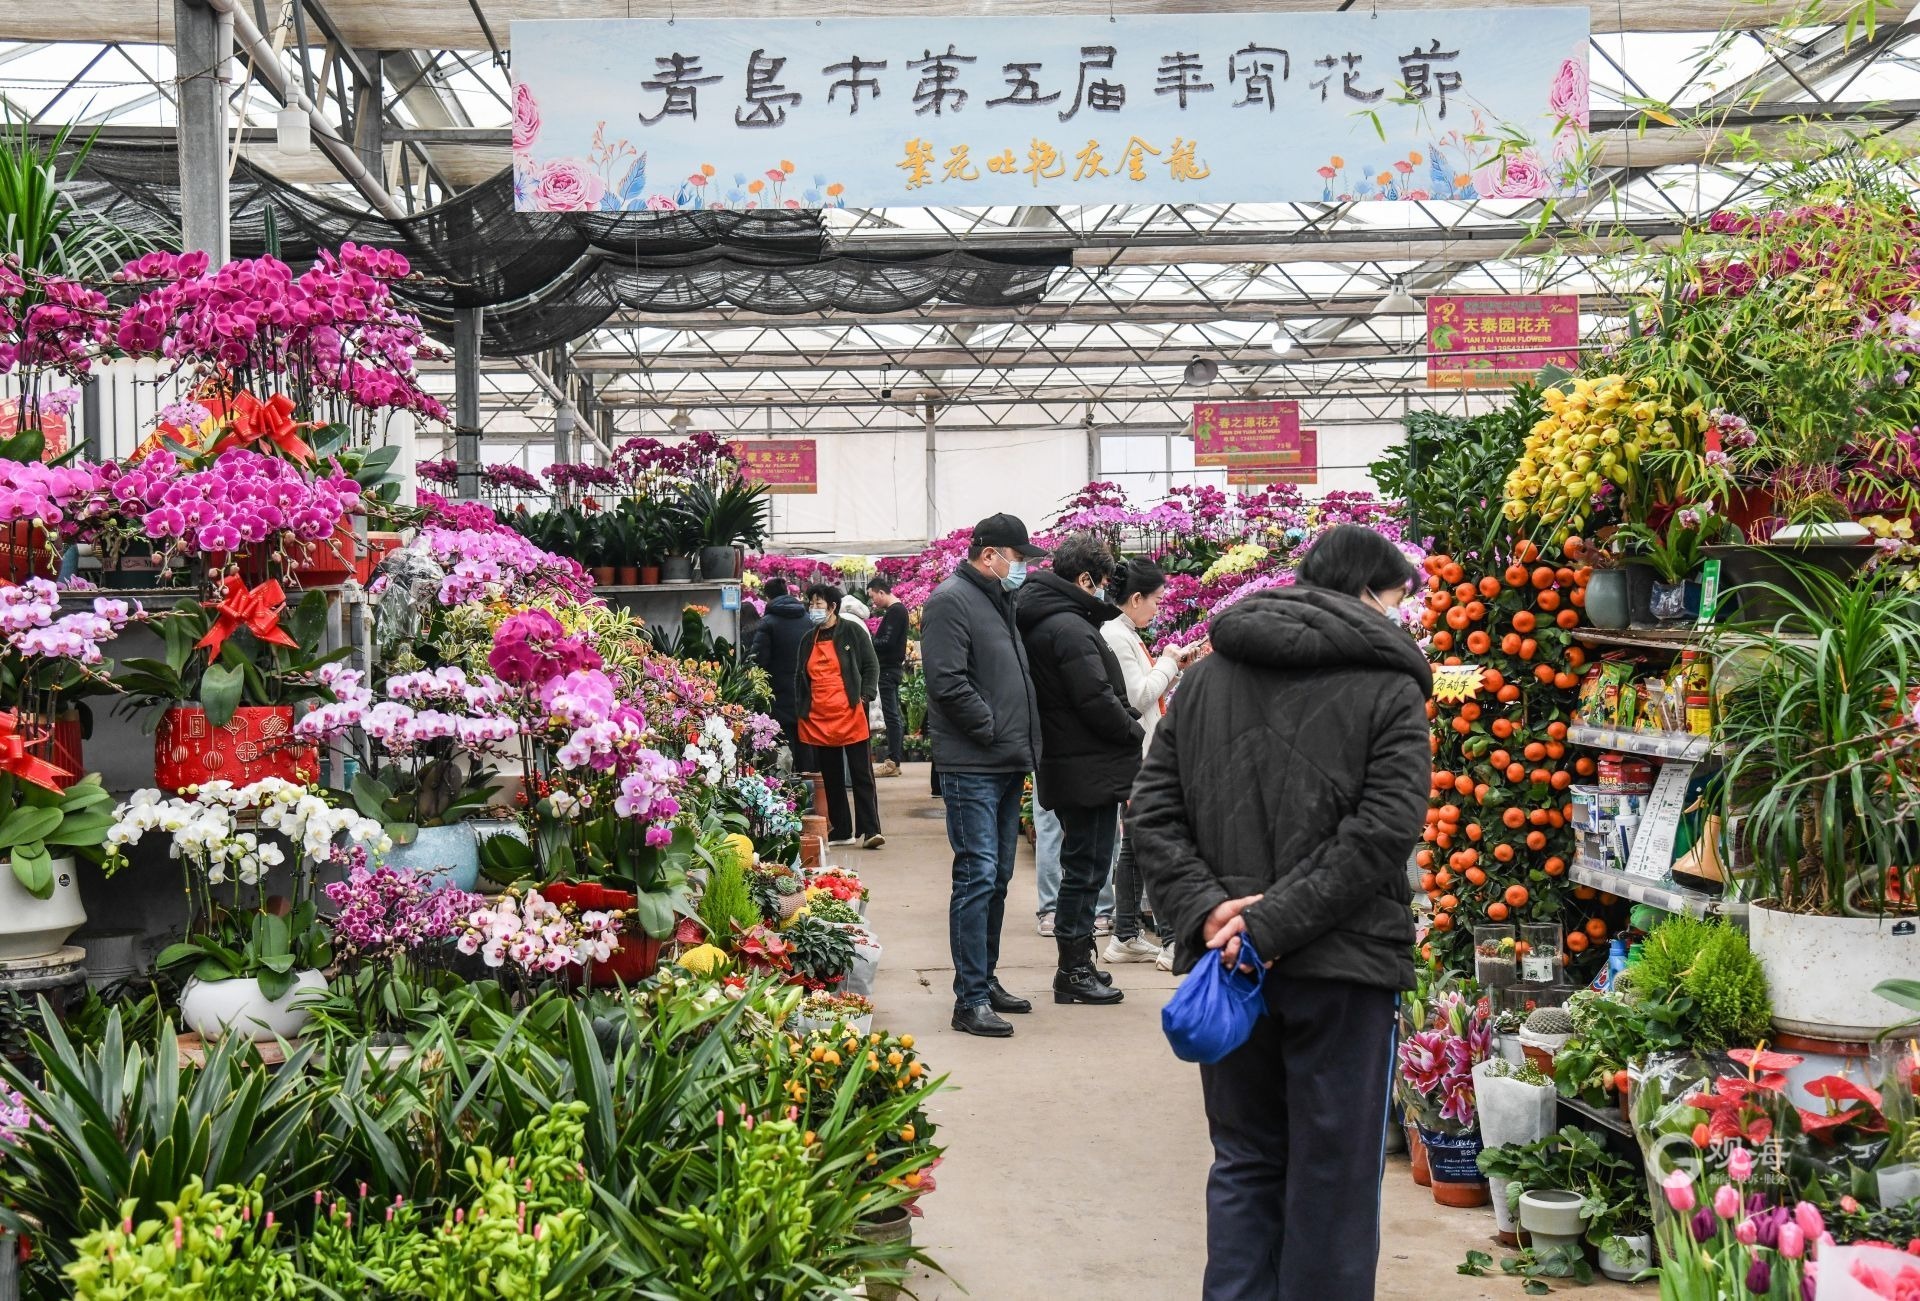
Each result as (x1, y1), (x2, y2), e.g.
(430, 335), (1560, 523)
(1001, 559), (1028, 592)
(807, 608), (828, 625)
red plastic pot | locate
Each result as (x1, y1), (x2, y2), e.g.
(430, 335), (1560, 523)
(154, 705), (318, 794)
(0, 521), (53, 582)
(289, 519), (357, 588)
(356, 532), (404, 585)
(542, 880), (664, 987)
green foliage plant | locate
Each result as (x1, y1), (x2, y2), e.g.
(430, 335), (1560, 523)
(696, 856), (761, 942)
(1626, 916), (1772, 1049)
(63, 1177), (299, 1300)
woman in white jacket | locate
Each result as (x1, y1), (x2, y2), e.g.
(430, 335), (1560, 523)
(1100, 557), (1203, 968)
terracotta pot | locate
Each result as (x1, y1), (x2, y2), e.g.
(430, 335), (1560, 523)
(1721, 484), (1779, 542)
(542, 881), (664, 987)
(617, 565), (640, 586)
(591, 566), (616, 586)
(800, 834), (825, 869)
(289, 518), (357, 588)
(357, 531), (404, 585)
(1522, 1044), (1557, 1078)
(801, 814), (830, 844)
(153, 705), (317, 794)
(0, 521), (52, 582)
(639, 564), (662, 585)
(802, 771), (828, 817)
(1421, 1128), (1490, 1207)
(1432, 1178), (1491, 1208)
(1406, 1123), (1431, 1186)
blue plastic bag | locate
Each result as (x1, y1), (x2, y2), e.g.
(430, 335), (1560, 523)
(1161, 934), (1268, 1064)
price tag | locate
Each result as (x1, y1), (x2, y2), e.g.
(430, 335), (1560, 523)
(1625, 761), (1695, 879)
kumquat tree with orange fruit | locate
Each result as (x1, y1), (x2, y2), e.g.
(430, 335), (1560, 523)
(1375, 394), (1624, 981)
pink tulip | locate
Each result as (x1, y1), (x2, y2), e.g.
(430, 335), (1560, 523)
(1714, 1183), (1741, 1219)
(1779, 1223), (1805, 1259)
(1662, 1169), (1697, 1213)
(1795, 1202), (1826, 1240)
(1726, 1144), (1754, 1181)
(1735, 1217), (1759, 1246)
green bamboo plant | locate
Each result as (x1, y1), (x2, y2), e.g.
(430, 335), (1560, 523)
(0, 110), (151, 277)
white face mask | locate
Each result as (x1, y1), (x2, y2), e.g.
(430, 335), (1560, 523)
(1363, 590), (1399, 620)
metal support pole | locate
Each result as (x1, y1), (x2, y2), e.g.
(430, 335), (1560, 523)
(922, 398), (938, 542)
(81, 378), (102, 460)
(173, 0), (231, 266)
(354, 50), (385, 180)
(454, 306), (482, 501)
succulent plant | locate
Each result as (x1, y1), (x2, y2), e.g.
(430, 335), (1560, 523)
(1523, 1006), (1575, 1036)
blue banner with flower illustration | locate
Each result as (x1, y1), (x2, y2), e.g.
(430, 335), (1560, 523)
(509, 10), (1590, 212)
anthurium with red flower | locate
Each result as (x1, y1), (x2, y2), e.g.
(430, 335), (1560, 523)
(1797, 1075), (1889, 1139)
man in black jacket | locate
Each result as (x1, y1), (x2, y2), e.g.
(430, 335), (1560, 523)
(921, 513), (1045, 1038)
(1016, 531), (1142, 1007)
(1128, 525), (1429, 1300)
(868, 574), (909, 778)
(748, 578), (811, 766)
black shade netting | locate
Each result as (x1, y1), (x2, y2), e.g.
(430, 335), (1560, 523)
(65, 143), (1065, 356)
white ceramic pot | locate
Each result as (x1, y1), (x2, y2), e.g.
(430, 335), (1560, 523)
(1489, 1177), (1519, 1238)
(0, 856), (85, 961)
(1518, 1189), (1588, 1251)
(1748, 904), (1920, 1039)
(180, 970), (327, 1041)
(1598, 1233), (1652, 1281)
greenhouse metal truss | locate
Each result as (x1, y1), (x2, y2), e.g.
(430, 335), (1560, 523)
(3, 0), (1919, 458)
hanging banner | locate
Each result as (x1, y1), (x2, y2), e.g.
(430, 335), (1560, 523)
(736, 439), (818, 494)
(1226, 431), (1319, 485)
(0, 404), (69, 459)
(510, 11), (1591, 212)
(1426, 293), (1581, 388)
(1190, 400), (1303, 468)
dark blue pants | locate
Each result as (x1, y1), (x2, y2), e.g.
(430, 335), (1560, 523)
(1199, 976), (1398, 1301)
(941, 770), (1025, 1008)
(1051, 801), (1119, 949)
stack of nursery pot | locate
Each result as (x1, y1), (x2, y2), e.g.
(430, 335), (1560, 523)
(1473, 1060), (1559, 1246)
(1714, 569), (1920, 1041)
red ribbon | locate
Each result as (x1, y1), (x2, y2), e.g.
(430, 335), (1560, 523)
(0, 712), (70, 792)
(195, 575), (300, 661)
(214, 392), (315, 465)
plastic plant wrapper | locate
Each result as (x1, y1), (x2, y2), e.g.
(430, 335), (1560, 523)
(372, 543), (447, 659)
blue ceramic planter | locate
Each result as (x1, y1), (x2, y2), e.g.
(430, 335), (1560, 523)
(382, 822), (480, 892)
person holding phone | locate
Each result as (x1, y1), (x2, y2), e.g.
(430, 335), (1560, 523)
(1098, 556), (1201, 969)
(1129, 524), (1431, 1300)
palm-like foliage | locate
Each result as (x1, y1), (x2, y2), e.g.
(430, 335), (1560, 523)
(0, 111), (151, 278)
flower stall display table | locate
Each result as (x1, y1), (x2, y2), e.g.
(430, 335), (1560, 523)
(174, 1031), (295, 1070)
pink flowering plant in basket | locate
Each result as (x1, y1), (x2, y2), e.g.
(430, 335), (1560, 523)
(473, 610), (695, 938)
(1397, 990), (1495, 1134)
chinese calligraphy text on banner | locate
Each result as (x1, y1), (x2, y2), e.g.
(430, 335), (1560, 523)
(736, 439), (819, 494)
(1426, 294), (1581, 388)
(1191, 401), (1303, 467)
(510, 10), (1591, 212)
(1226, 431), (1319, 485)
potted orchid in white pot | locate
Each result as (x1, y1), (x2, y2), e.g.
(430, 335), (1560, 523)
(103, 777), (389, 1040)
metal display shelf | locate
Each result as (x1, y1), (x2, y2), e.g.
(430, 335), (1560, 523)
(1570, 856), (1746, 922)
(1558, 1092), (1633, 1138)
(1568, 724), (1715, 762)
(1574, 627), (1702, 653)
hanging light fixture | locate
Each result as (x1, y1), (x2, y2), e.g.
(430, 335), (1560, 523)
(667, 410), (693, 434)
(275, 106), (311, 155)
(1183, 358), (1219, 386)
(1268, 321), (1294, 356)
(1373, 277), (1421, 316)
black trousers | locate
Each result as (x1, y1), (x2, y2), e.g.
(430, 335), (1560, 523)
(1050, 802), (1119, 949)
(815, 740), (882, 842)
(1199, 975), (1398, 1301)
(877, 664), (906, 765)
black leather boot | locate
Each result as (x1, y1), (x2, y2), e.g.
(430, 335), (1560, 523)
(1053, 936), (1125, 1005)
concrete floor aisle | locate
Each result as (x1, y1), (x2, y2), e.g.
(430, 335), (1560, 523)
(856, 764), (1637, 1301)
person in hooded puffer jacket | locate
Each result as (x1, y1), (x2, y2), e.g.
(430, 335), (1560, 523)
(1129, 523), (1430, 1301)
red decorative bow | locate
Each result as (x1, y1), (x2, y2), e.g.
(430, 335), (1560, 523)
(195, 575), (300, 661)
(0, 712), (70, 792)
(214, 392), (315, 464)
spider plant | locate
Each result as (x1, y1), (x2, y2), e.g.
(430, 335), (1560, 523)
(1711, 563), (1920, 916)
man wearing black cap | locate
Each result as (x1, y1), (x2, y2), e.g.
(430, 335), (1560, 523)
(920, 513), (1046, 1038)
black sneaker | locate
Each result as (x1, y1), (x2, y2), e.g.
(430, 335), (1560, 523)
(951, 1004), (1015, 1037)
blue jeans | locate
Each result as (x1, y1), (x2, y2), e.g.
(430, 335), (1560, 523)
(942, 770), (1025, 1008)
(1034, 804), (1114, 917)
